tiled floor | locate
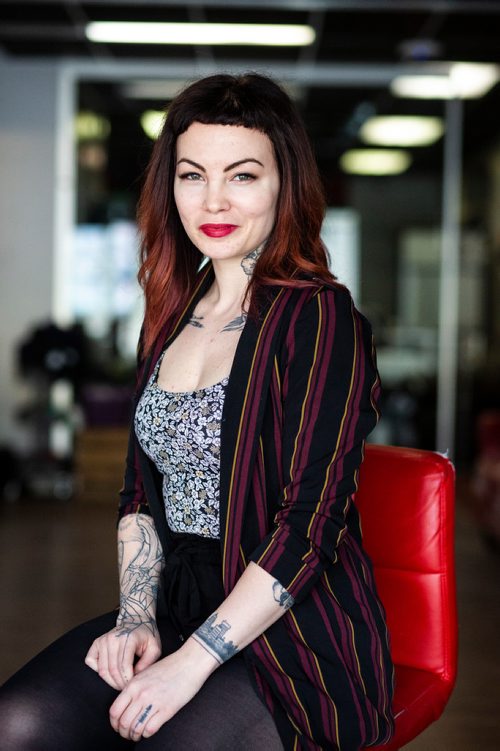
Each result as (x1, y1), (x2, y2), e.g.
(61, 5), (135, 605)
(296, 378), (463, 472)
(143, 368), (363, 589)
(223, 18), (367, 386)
(0, 476), (499, 749)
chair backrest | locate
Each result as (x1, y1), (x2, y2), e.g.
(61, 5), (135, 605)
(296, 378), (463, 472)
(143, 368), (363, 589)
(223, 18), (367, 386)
(355, 444), (457, 743)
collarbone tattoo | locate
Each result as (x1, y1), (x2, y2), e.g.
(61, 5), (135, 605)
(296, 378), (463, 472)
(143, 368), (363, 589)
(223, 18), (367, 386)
(187, 311), (247, 333)
(188, 313), (204, 328)
(220, 312), (247, 332)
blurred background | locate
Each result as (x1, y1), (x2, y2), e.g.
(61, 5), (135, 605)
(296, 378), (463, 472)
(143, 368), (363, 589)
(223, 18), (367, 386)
(0, 1), (500, 748)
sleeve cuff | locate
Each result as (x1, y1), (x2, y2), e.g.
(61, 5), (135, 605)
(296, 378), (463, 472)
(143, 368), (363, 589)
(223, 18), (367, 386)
(248, 528), (326, 604)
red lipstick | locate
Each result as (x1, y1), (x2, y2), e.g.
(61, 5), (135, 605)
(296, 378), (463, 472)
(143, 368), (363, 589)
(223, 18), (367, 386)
(200, 224), (238, 238)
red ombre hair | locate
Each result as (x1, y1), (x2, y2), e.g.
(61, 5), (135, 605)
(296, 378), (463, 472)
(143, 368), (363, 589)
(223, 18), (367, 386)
(137, 73), (334, 355)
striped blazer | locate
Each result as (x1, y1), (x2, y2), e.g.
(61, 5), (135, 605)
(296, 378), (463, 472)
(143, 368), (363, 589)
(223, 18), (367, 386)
(119, 265), (395, 750)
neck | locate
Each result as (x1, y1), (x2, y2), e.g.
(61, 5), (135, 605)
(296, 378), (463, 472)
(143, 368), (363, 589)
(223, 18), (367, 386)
(208, 243), (264, 314)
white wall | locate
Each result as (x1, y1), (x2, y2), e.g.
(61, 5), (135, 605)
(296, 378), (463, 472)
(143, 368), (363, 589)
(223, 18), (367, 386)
(0, 59), (60, 445)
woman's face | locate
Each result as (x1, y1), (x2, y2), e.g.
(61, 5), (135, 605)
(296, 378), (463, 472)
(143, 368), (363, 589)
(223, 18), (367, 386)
(173, 122), (280, 265)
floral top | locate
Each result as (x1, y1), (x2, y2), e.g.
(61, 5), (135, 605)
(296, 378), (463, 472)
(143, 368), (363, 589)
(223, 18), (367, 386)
(135, 351), (228, 539)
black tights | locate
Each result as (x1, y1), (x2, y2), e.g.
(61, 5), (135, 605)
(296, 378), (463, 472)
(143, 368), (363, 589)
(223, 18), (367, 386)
(0, 611), (283, 751)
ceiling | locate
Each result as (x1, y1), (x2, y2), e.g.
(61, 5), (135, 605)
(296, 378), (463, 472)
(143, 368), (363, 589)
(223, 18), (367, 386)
(2, 0), (500, 190)
(1, 1), (500, 64)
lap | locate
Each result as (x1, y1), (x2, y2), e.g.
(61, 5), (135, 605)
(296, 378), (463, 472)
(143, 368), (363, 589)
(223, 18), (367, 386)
(139, 657), (283, 751)
(0, 611), (130, 751)
(0, 611), (282, 751)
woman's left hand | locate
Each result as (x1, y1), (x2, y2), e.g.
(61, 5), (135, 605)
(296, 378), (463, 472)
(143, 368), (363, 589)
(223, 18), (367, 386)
(109, 638), (217, 741)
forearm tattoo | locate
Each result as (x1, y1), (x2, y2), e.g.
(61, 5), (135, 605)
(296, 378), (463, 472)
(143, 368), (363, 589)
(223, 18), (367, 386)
(116, 516), (164, 637)
(272, 580), (295, 610)
(192, 612), (238, 664)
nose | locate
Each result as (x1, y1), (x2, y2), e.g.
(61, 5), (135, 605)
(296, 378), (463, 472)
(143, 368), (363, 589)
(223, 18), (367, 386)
(203, 180), (230, 213)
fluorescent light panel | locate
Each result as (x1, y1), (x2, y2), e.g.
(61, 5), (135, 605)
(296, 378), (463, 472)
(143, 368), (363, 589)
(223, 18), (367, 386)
(360, 116), (444, 147)
(122, 79), (304, 102)
(391, 76), (452, 100)
(86, 21), (315, 47)
(123, 80), (188, 100)
(391, 63), (500, 100)
(340, 149), (412, 176)
(141, 110), (166, 140)
(75, 111), (111, 141)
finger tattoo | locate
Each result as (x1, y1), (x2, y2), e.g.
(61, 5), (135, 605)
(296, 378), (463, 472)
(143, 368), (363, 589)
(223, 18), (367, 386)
(135, 704), (153, 728)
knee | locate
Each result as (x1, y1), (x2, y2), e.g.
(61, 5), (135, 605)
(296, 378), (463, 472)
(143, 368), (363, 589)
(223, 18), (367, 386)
(0, 693), (48, 751)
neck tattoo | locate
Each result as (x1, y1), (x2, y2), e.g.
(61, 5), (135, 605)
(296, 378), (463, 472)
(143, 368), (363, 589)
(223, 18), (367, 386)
(240, 243), (264, 277)
(187, 243), (264, 333)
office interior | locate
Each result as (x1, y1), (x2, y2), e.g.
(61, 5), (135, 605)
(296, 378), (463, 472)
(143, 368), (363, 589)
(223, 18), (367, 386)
(0, 1), (500, 748)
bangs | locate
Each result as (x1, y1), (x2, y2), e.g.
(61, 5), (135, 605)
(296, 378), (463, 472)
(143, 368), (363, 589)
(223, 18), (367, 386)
(166, 74), (289, 139)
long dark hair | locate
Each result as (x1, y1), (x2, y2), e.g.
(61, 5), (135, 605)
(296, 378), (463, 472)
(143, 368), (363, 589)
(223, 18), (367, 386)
(137, 72), (333, 354)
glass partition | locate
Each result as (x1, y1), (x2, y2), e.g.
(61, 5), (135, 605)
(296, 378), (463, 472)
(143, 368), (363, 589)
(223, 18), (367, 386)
(65, 75), (493, 465)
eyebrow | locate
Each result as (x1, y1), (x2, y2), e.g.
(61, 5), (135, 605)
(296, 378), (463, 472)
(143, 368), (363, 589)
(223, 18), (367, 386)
(176, 157), (264, 172)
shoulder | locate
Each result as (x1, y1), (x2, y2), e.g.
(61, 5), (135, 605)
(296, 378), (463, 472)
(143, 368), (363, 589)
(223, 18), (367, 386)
(279, 279), (375, 360)
(286, 277), (359, 325)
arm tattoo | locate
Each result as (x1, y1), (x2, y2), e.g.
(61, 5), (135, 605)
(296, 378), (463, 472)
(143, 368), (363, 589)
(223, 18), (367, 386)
(116, 516), (164, 637)
(272, 580), (295, 610)
(191, 612), (238, 664)
(188, 314), (204, 328)
(240, 243), (264, 277)
(221, 312), (247, 332)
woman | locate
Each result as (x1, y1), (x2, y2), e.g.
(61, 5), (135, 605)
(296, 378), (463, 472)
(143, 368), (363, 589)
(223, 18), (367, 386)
(0, 73), (394, 750)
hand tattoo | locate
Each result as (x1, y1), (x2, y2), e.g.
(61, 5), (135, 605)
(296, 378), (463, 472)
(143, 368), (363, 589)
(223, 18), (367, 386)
(272, 580), (295, 610)
(192, 612), (238, 664)
(116, 516), (164, 637)
(241, 243), (264, 277)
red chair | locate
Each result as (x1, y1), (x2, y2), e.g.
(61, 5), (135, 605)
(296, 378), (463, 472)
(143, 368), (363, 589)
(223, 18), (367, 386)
(356, 445), (457, 750)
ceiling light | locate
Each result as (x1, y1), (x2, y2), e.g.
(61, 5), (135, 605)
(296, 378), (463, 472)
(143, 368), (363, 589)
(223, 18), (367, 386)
(449, 62), (499, 98)
(390, 75), (451, 100)
(340, 149), (412, 176)
(75, 111), (111, 141)
(123, 80), (188, 100)
(391, 63), (499, 100)
(86, 21), (315, 47)
(140, 110), (166, 140)
(122, 79), (304, 103)
(359, 116), (444, 147)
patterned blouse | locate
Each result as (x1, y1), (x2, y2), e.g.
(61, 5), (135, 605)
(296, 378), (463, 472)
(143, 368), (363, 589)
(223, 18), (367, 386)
(135, 351), (228, 539)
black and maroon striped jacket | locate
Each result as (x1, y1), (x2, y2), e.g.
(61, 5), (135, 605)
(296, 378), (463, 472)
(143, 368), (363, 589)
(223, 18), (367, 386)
(119, 265), (395, 750)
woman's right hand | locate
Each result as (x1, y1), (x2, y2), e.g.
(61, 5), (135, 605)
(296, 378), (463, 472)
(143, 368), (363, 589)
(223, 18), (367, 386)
(89, 515), (165, 690)
(85, 619), (162, 691)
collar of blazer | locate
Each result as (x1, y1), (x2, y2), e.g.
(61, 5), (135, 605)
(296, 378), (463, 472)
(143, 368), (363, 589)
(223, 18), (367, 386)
(134, 263), (329, 591)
